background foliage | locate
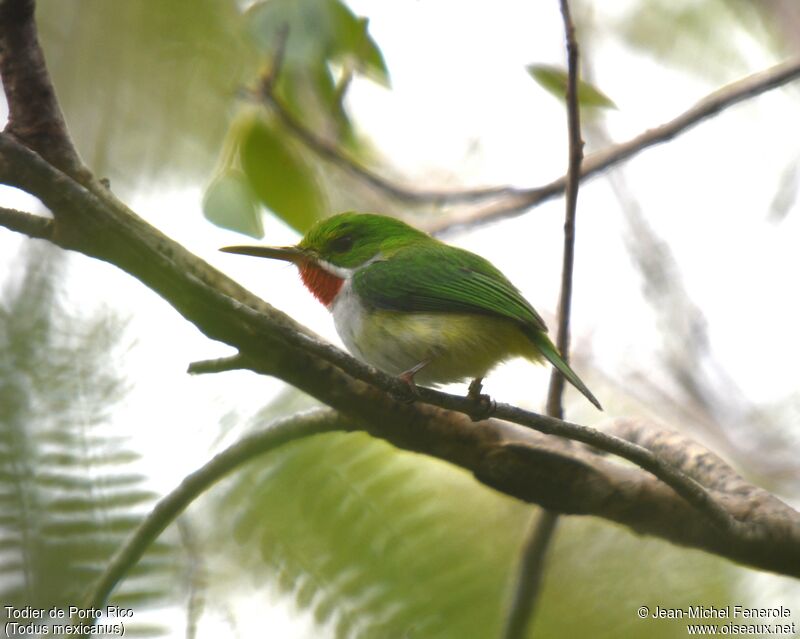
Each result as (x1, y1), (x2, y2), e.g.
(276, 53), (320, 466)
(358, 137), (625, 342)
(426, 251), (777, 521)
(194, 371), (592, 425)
(0, 245), (178, 635)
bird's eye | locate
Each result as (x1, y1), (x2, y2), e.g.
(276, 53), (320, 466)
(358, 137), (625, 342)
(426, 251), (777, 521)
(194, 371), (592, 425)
(329, 234), (354, 253)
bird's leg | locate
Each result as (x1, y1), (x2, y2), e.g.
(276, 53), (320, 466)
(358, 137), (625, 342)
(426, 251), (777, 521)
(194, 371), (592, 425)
(467, 377), (484, 399)
(467, 377), (495, 421)
(394, 360), (429, 402)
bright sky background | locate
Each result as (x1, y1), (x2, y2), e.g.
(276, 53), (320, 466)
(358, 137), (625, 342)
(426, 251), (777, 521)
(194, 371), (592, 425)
(1, 0), (799, 636)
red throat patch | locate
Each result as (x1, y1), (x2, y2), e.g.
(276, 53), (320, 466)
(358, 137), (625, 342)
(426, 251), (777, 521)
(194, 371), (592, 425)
(299, 263), (344, 307)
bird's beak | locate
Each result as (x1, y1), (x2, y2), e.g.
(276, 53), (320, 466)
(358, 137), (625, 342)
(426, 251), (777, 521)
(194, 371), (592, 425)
(219, 245), (306, 264)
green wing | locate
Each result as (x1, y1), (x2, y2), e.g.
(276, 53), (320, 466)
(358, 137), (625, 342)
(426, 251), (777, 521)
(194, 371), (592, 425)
(353, 243), (547, 332)
(355, 243), (603, 410)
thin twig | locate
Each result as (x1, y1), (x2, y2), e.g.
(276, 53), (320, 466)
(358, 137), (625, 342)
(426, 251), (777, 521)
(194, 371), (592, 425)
(252, 25), (512, 206)
(501, 510), (560, 639)
(0, 206), (53, 239)
(255, 53), (800, 227)
(258, 23), (289, 98)
(263, 88), (517, 205)
(80, 410), (348, 625)
(505, 3), (584, 636)
(429, 57), (800, 233)
(177, 519), (206, 639)
(546, 0), (584, 420)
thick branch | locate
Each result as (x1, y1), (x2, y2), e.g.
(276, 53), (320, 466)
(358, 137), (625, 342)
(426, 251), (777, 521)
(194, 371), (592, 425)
(183, 346), (735, 538)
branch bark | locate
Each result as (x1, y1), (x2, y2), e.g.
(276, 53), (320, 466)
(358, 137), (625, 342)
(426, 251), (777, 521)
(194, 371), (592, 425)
(0, 205), (51, 239)
(1, 0), (799, 600)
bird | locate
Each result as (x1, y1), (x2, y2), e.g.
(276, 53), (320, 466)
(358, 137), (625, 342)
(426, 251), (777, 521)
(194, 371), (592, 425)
(221, 212), (601, 410)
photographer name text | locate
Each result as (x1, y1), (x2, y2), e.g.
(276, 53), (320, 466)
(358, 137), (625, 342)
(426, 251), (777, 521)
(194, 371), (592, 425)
(650, 605), (791, 620)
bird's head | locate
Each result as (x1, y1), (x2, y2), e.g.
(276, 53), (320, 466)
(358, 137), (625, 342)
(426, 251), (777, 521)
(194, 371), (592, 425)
(220, 212), (428, 306)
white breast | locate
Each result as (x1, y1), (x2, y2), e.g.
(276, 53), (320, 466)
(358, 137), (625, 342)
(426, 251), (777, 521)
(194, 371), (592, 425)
(330, 279), (371, 363)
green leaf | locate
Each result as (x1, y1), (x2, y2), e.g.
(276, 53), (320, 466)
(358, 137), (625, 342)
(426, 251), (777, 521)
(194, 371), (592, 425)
(244, 0), (389, 135)
(203, 170), (264, 239)
(327, 7), (390, 87)
(527, 64), (617, 109)
(356, 18), (391, 88)
(240, 118), (325, 233)
(245, 0), (387, 79)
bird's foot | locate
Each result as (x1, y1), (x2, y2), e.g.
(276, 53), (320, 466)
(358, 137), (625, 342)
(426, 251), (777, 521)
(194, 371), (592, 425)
(467, 377), (495, 421)
(393, 371), (420, 403)
(393, 361), (428, 404)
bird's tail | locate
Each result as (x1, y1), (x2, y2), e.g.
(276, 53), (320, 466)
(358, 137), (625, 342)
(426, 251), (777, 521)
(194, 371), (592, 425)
(531, 332), (602, 410)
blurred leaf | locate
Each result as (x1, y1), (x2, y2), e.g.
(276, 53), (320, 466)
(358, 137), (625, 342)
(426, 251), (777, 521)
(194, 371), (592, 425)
(530, 517), (739, 639)
(244, 0), (389, 141)
(37, 0), (254, 189)
(210, 431), (529, 639)
(245, 0), (388, 85)
(0, 244), (179, 628)
(240, 117), (325, 233)
(203, 170), (264, 238)
(527, 64), (617, 109)
(326, 9), (389, 88)
(194, 424), (745, 639)
(614, 0), (768, 81)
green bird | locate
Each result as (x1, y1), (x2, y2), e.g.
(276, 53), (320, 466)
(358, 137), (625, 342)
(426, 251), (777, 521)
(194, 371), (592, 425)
(221, 212), (601, 410)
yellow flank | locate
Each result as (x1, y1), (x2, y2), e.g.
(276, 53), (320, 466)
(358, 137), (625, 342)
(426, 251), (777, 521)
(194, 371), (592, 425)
(353, 310), (542, 385)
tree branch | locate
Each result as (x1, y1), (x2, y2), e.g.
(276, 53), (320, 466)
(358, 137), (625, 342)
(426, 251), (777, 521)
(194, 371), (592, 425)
(182, 344), (741, 541)
(258, 50), (800, 226)
(0, 205), (52, 239)
(81, 410), (800, 619)
(429, 57), (800, 233)
(0, 0), (92, 184)
(259, 81), (517, 207)
(546, 0), (584, 420)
